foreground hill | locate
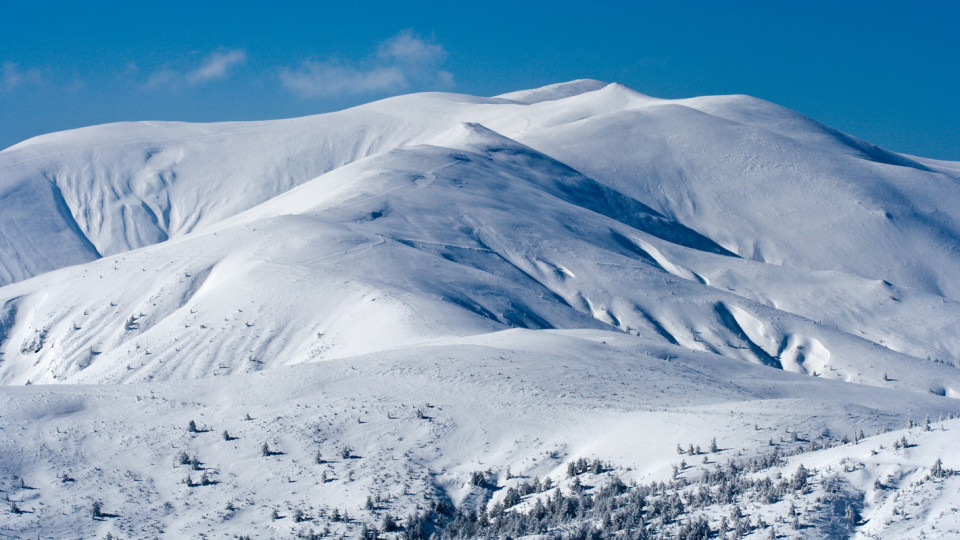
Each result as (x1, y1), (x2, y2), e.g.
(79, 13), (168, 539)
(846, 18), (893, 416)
(2, 330), (958, 538)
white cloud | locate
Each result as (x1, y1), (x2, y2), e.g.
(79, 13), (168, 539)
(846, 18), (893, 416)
(145, 49), (246, 88)
(1, 62), (44, 92)
(187, 50), (247, 84)
(376, 29), (446, 65)
(145, 68), (179, 88)
(280, 62), (407, 97)
(280, 30), (452, 98)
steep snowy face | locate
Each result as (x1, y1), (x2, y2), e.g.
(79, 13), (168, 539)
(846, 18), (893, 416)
(0, 172), (101, 284)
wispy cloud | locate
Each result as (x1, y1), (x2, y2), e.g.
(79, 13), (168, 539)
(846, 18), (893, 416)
(187, 50), (247, 84)
(1, 62), (44, 92)
(377, 30), (446, 65)
(280, 30), (453, 98)
(145, 49), (246, 88)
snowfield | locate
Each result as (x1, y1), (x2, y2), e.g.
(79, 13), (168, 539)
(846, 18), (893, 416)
(1, 80), (959, 538)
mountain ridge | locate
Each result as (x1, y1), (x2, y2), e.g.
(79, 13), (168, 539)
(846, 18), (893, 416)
(2, 106), (959, 399)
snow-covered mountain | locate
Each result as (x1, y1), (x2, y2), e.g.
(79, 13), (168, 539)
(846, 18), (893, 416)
(1, 81), (959, 538)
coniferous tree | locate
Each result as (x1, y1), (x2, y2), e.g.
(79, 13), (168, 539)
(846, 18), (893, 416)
(931, 458), (946, 478)
(382, 513), (399, 532)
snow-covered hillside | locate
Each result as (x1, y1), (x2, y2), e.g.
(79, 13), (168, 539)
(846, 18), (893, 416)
(1, 80), (959, 538)
(2, 332), (958, 538)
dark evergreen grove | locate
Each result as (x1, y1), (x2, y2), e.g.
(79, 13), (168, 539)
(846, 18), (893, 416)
(283, 426), (956, 540)
(389, 450), (810, 540)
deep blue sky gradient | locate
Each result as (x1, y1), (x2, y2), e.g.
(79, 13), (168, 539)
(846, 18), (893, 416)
(1, 1), (958, 159)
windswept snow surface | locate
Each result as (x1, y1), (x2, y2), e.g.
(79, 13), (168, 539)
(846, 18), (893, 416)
(1, 80), (960, 538)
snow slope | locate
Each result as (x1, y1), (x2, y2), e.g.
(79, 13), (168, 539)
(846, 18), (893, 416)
(2, 330), (958, 538)
(1, 80), (959, 538)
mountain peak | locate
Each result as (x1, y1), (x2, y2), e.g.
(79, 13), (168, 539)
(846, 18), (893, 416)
(494, 79), (612, 104)
(425, 121), (523, 151)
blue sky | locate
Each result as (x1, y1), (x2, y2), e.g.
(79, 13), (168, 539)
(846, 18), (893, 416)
(1, 1), (958, 159)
